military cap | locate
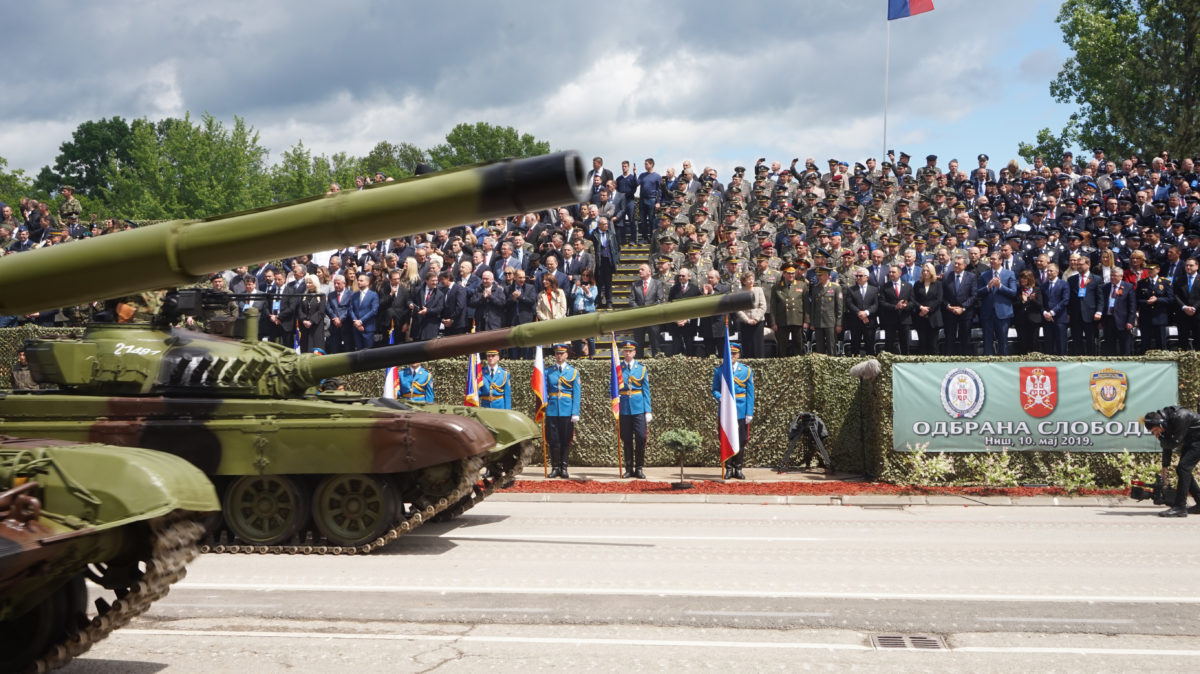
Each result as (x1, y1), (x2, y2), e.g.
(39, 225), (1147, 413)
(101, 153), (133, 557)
(976, 239), (989, 247)
(695, 206), (709, 215)
(815, 265), (833, 274)
(658, 213), (672, 221)
(1093, 147), (1105, 154)
(928, 229), (944, 237)
(484, 349), (501, 356)
(797, 258), (813, 269)
(978, 203), (992, 210)
(684, 243), (701, 254)
(998, 214), (1012, 222)
(785, 214), (798, 222)
(619, 339), (638, 351)
(843, 222), (859, 231)
(761, 241), (775, 249)
(986, 229), (1001, 237)
(1126, 232), (1142, 241)
(868, 214), (883, 222)
(1187, 230), (1200, 240)
(1187, 194), (1200, 203)
(926, 154), (937, 161)
(781, 262), (797, 272)
(1032, 229), (1048, 238)
(756, 252), (771, 261)
(1097, 233), (1113, 241)
(895, 198), (910, 206)
(913, 235), (927, 244)
(61, 185), (75, 192)
(954, 202), (967, 209)
(755, 164), (769, 173)
(1147, 261), (1160, 269)
(728, 341), (741, 353)
(657, 255), (674, 264)
(553, 343), (570, 353)
(734, 166), (746, 174)
(1067, 231), (1082, 241)
(898, 216), (913, 224)
(813, 248), (830, 259)
(978, 154), (989, 162)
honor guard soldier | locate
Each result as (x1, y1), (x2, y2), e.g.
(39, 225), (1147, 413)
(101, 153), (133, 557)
(545, 343), (581, 479)
(398, 362), (434, 402)
(617, 339), (652, 478)
(479, 349), (511, 409)
(712, 341), (754, 479)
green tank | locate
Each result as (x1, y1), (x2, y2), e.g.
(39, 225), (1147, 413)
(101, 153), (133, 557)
(0, 150), (754, 555)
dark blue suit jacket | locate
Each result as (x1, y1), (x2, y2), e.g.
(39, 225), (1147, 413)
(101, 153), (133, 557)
(1043, 277), (1070, 324)
(1068, 273), (1102, 321)
(977, 267), (1017, 320)
(347, 288), (380, 333)
(942, 270), (978, 314)
(1102, 280), (1137, 327)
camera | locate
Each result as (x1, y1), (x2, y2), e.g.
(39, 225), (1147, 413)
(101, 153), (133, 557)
(1130, 476), (1176, 505)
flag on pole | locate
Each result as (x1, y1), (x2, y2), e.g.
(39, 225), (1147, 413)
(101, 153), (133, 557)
(293, 325), (302, 354)
(887, 0), (934, 20)
(718, 323), (740, 463)
(382, 321), (399, 399)
(464, 351), (482, 406)
(532, 345), (547, 423)
(608, 332), (621, 419)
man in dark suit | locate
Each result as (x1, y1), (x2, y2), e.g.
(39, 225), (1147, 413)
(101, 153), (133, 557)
(1101, 274), (1138, 355)
(589, 217), (621, 309)
(504, 268), (538, 358)
(560, 242), (593, 286)
(866, 249), (889, 288)
(587, 156), (614, 190)
(844, 267), (879, 355)
(469, 269), (507, 332)
(978, 251), (1017, 355)
(347, 273), (380, 351)
(1042, 263), (1070, 355)
(1067, 254), (1102, 355)
(1175, 258), (1200, 350)
(697, 270), (731, 356)
(259, 268), (285, 344)
(325, 274), (355, 353)
(878, 265), (914, 354)
(377, 270), (411, 345)
(440, 270), (470, 336)
(410, 271), (445, 342)
(942, 255), (978, 355)
(668, 268), (701, 355)
(629, 263), (663, 357)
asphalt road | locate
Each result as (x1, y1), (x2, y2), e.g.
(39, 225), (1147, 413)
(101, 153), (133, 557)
(65, 500), (1200, 672)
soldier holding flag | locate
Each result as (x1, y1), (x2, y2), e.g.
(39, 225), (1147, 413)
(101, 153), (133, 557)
(713, 336), (754, 480)
(545, 344), (580, 479)
(617, 339), (652, 479)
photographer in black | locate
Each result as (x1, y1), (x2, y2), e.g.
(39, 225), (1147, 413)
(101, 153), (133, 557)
(1143, 406), (1200, 517)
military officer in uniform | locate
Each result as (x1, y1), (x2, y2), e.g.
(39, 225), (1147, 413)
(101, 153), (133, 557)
(770, 263), (809, 357)
(479, 349), (511, 409)
(545, 343), (580, 478)
(58, 185), (82, 223)
(809, 266), (844, 355)
(397, 362), (434, 402)
(617, 339), (652, 478)
(711, 341), (754, 480)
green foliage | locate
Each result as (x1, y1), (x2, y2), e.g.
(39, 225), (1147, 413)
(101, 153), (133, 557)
(428, 122), (551, 169)
(1103, 449), (1159, 487)
(880, 442), (955, 485)
(1042, 0), (1200, 157)
(0, 156), (35, 209)
(659, 429), (703, 454)
(962, 449), (1023, 487)
(362, 141), (424, 178)
(1046, 452), (1097, 492)
(269, 141), (332, 203)
(1016, 128), (1073, 166)
(35, 117), (133, 198)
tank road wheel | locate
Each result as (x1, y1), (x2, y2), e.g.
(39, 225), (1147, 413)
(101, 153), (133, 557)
(0, 575), (85, 672)
(311, 474), (397, 547)
(222, 475), (311, 545)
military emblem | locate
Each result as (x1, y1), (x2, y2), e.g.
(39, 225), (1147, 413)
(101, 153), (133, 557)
(941, 367), (985, 419)
(1090, 368), (1128, 418)
(1020, 366), (1057, 418)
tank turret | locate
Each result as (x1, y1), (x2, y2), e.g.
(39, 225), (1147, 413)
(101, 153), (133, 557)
(0, 152), (588, 316)
(25, 292), (754, 397)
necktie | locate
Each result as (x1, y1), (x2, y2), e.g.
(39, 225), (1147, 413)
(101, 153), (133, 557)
(643, 281), (648, 296)
(894, 282), (900, 297)
(957, 274), (962, 287)
(425, 289), (431, 303)
(1191, 276), (1195, 293)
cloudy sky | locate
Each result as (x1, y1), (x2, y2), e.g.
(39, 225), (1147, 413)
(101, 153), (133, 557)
(0, 0), (1073, 180)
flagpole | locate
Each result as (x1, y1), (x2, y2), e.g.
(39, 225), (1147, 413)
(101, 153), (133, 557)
(541, 418), (549, 479)
(883, 18), (890, 163)
(612, 332), (622, 477)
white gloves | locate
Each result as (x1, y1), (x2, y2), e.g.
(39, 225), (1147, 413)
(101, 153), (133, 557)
(746, 416), (753, 423)
(571, 415), (579, 422)
(645, 413), (653, 423)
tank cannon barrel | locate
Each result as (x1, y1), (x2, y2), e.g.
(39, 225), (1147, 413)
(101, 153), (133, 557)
(0, 152), (588, 316)
(294, 291), (755, 392)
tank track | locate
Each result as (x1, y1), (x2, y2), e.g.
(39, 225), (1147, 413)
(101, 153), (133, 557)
(199, 454), (486, 555)
(24, 513), (207, 674)
(435, 439), (536, 522)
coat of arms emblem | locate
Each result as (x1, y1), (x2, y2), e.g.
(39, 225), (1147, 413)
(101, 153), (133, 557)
(1089, 368), (1128, 418)
(1020, 366), (1057, 418)
(941, 368), (985, 418)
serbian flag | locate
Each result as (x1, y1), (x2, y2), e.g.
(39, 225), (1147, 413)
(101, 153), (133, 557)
(608, 332), (621, 419)
(382, 366), (400, 400)
(718, 323), (740, 463)
(887, 0), (934, 20)
(532, 345), (547, 423)
(293, 325), (302, 354)
(464, 352), (482, 406)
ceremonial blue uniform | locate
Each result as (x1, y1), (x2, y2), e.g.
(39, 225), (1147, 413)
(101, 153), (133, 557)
(479, 365), (511, 409)
(545, 356), (581, 477)
(711, 353), (753, 477)
(397, 366), (434, 402)
(618, 356), (651, 477)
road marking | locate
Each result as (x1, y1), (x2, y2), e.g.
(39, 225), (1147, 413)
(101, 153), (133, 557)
(108, 629), (1200, 656)
(413, 534), (824, 542)
(110, 629), (870, 651)
(683, 611), (832, 618)
(175, 582), (1200, 604)
(404, 607), (552, 614)
(978, 617), (1136, 625)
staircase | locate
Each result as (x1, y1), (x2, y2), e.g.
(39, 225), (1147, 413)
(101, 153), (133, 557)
(590, 242), (650, 358)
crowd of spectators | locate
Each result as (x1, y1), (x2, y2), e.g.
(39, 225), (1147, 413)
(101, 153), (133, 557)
(4, 150), (1200, 361)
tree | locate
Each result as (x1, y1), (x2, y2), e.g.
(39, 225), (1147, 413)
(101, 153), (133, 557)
(362, 140), (425, 179)
(427, 122), (551, 169)
(0, 156), (35, 210)
(270, 140), (332, 202)
(1023, 0), (1200, 161)
(34, 117), (133, 197)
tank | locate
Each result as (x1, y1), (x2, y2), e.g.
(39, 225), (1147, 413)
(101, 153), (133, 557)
(0, 149), (752, 554)
(7, 291), (753, 553)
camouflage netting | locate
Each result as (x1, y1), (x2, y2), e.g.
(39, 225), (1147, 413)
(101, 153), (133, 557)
(3, 326), (1196, 486)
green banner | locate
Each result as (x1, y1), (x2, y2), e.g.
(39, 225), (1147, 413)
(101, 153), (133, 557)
(892, 361), (1177, 452)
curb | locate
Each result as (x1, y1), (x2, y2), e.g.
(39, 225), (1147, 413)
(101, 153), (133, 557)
(488, 491), (1139, 507)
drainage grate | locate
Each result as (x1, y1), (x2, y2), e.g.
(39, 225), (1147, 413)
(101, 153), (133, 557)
(870, 634), (947, 650)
